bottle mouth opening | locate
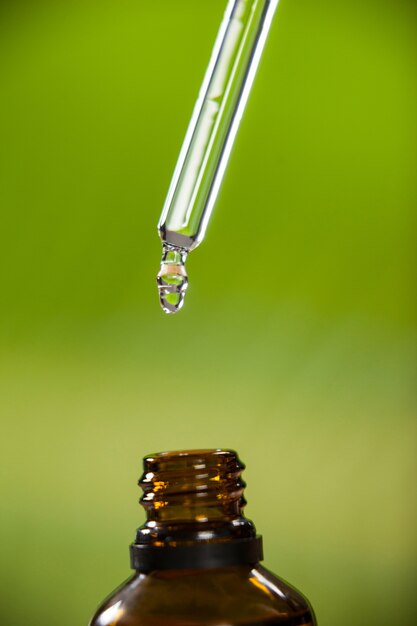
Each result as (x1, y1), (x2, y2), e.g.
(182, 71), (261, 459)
(146, 448), (235, 459)
(139, 448), (245, 476)
(147, 449), (235, 459)
(144, 449), (242, 471)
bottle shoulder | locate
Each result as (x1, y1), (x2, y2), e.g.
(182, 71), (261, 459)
(89, 564), (316, 626)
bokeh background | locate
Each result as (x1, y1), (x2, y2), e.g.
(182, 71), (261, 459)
(0, 0), (416, 625)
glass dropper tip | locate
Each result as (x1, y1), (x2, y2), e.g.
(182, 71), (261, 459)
(157, 244), (189, 315)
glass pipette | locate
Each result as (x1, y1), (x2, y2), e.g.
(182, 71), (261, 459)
(157, 0), (279, 313)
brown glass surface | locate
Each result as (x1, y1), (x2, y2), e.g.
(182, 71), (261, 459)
(89, 564), (315, 626)
(88, 450), (317, 625)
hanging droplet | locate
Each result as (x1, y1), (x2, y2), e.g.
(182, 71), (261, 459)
(157, 245), (188, 314)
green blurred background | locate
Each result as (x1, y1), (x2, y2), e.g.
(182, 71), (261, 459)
(0, 0), (415, 624)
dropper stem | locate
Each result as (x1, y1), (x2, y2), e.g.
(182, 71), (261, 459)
(159, 0), (278, 252)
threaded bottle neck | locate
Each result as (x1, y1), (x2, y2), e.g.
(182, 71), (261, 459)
(134, 449), (256, 547)
(141, 449), (246, 520)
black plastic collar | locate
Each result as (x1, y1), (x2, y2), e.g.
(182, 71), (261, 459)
(130, 535), (263, 572)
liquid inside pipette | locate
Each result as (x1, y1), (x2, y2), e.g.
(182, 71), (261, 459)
(157, 245), (188, 314)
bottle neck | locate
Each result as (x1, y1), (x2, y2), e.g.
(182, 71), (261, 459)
(130, 449), (263, 571)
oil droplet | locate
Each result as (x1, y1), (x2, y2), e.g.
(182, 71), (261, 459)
(157, 245), (188, 314)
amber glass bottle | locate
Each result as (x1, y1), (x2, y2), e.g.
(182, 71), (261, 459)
(89, 449), (316, 626)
